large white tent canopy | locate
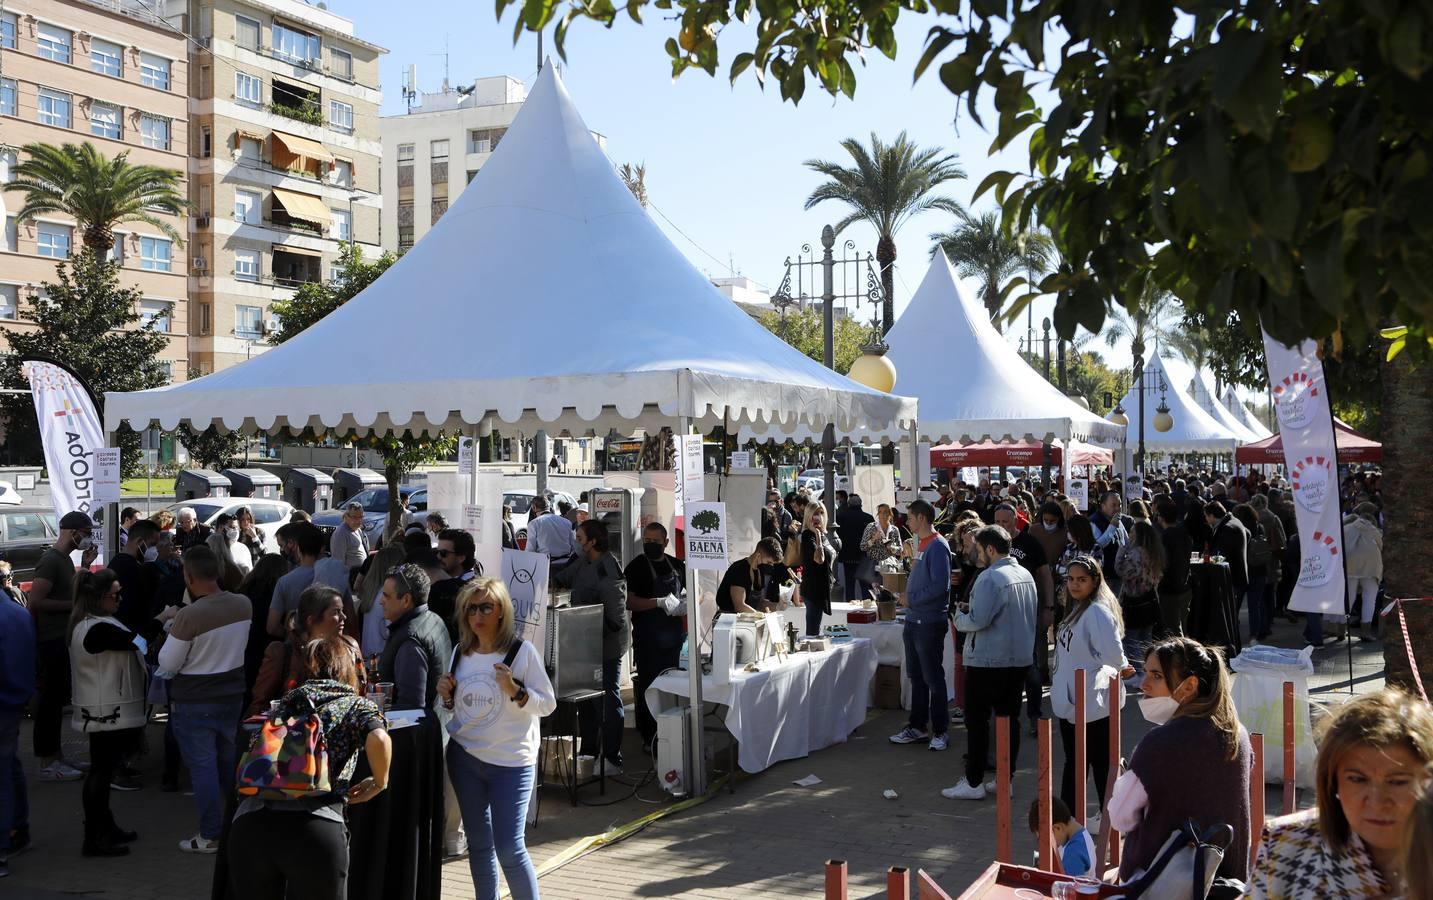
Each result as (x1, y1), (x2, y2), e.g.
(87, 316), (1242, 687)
(104, 66), (915, 438)
(742, 254), (1123, 447)
(1222, 387), (1274, 439)
(1161, 356), (1260, 443)
(1106, 353), (1241, 453)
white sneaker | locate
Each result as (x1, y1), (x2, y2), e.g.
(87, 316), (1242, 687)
(178, 835), (218, 854)
(38, 761), (82, 783)
(950, 707), (965, 724)
(983, 780), (1015, 798)
(889, 726), (931, 745)
(443, 836), (469, 860)
(929, 734), (949, 752)
(941, 778), (987, 800)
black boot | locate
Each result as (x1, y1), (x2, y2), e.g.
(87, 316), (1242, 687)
(82, 827), (130, 858)
(108, 824), (138, 844)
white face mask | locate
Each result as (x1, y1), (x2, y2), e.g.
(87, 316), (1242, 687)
(225, 527), (239, 542)
(1138, 695), (1180, 725)
(75, 535), (95, 551)
(1042, 521), (1059, 532)
(144, 546), (159, 562)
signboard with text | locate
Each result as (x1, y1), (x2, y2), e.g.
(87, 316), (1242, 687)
(683, 502), (729, 571)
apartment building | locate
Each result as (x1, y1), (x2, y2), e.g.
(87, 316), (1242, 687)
(0, 0), (191, 383)
(378, 75), (528, 254)
(177, 0), (383, 373)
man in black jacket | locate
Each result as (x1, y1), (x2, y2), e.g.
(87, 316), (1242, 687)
(1155, 497), (1193, 636)
(1205, 502), (1249, 590)
(624, 523), (685, 750)
(835, 494), (875, 601)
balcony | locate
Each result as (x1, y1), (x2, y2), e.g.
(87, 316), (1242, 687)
(269, 102), (323, 127)
(271, 78), (323, 128)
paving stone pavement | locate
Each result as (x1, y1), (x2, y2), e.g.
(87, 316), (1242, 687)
(3, 615), (1389, 900)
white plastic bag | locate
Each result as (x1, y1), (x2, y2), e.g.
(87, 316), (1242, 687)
(1230, 646), (1316, 788)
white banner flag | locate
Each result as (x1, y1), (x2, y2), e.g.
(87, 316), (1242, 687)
(23, 360), (106, 517)
(1261, 329), (1344, 615)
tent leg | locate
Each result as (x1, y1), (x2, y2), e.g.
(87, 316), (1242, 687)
(679, 415), (707, 796)
(103, 429), (119, 560)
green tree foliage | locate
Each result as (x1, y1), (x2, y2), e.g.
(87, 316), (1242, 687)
(930, 210), (1050, 329)
(804, 132), (965, 332)
(0, 254), (168, 477)
(177, 424), (246, 471)
(268, 243), (451, 539)
(757, 306), (869, 374)
(1065, 351), (1131, 416)
(619, 162), (649, 208)
(690, 509), (721, 533)
(9, 143), (186, 253)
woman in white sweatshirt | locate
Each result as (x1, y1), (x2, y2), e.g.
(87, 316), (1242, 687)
(1051, 554), (1131, 816)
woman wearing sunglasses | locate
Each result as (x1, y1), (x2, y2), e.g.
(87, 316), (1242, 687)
(437, 578), (555, 900)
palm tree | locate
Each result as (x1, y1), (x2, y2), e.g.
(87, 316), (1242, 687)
(618, 162), (648, 208)
(9, 142), (187, 254)
(1102, 278), (1185, 368)
(930, 210), (1052, 331)
(804, 132), (965, 333)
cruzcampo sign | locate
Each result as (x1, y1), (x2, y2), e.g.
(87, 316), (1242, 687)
(684, 501), (729, 571)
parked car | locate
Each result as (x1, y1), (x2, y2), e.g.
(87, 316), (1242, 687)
(162, 497), (294, 547)
(0, 507), (60, 582)
(311, 485), (422, 550)
(796, 468), (849, 493)
(504, 490), (578, 548)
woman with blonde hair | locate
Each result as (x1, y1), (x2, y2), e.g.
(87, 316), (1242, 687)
(1246, 687), (1433, 898)
(437, 578), (555, 900)
(150, 508), (175, 533)
(799, 502), (839, 636)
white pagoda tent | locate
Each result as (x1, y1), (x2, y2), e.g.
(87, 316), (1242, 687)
(743, 253), (1123, 447)
(1222, 387), (1274, 439)
(1107, 352), (1242, 458)
(1161, 356), (1259, 443)
(104, 65), (915, 441)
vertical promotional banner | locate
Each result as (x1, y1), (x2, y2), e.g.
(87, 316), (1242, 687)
(674, 433), (704, 517)
(1261, 329), (1344, 615)
(23, 359), (106, 516)
(93, 448), (122, 505)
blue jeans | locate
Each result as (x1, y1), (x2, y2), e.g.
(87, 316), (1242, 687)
(580, 658), (623, 765)
(0, 705), (28, 857)
(445, 743), (538, 900)
(1246, 578), (1270, 638)
(903, 619), (949, 735)
(1303, 613), (1324, 645)
(171, 699), (242, 840)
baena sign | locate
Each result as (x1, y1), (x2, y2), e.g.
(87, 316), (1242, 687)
(684, 502), (729, 571)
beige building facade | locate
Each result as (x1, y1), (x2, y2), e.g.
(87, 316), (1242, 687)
(0, 0), (191, 382)
(176, 0), (383, 373)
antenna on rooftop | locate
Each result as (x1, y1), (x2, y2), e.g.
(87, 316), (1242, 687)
(402, 64), (418, 112)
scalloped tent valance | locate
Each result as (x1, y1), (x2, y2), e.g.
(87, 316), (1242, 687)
(103, 65), (915, 438)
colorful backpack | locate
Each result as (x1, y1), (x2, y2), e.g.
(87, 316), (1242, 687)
(235, 693), (332, 800)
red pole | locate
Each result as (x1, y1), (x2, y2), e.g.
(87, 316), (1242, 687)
(1074, 668), (1087, 824)
(825, 860), (848, 900)
(887, 866), (910, 900)
(996, 715), (1012, 863)
(1282, 681), (1296, 815)
(1107, 673), (1122, 870)
(1038, 717), (1059, 872)
(1250, 733), (1266, 863)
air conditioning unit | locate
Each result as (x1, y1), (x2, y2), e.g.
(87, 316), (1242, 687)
(263, 318), (280, 334)
(191, 256), (208, 271)
(301, 58), (320, 71)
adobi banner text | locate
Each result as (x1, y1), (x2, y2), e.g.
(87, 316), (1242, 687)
(24, 360), (106, 516)
(1260, 330), (1344, 615)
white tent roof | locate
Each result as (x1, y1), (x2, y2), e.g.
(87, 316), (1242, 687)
(743, 254), (1123, 446)
(104, 66), (915, 438)
(1107, 353), (1241, 452)
(1160, 356), (1259, 443)
(1221, 387), (1273, 439)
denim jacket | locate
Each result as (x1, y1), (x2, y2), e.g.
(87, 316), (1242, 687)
(955, 556), (1038, 668)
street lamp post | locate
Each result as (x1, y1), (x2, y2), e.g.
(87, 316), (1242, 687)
(821, 226), (837, 520)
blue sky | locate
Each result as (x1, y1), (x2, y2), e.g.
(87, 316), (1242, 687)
(347, 1), (1108, 360)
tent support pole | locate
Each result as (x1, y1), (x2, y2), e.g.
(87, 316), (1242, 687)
(679, 415), (707, 796)
(103, 427), (120, 559)
(534, 429), (548, 496)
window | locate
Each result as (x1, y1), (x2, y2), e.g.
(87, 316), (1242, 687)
(234, 248), (258, 281)
(0, 151), (11, 184)
(329, 100), (353, 134)
(38, 88), (72, 128)
(5, 513), (47, 540)
(139, 115), (170, 150)
(198, 64), (211, 99)
(468, 128), (506, 154)
(158, 360), (174, 383)
(466, 169), (478, 184)
(2, 217), (15, 252)
(238, 135), (261, 163)
(0, 12), (15, 49)
(333, 159), (353, 188)
(234, 189), (259, 224)
(140, 299), (172, 332)
(108, 237), (124, 264)
(329, 262), (342, 282)
(331, 47), (353, 80)
(398, 226), (413, 251)
(272, 22), (319, 63)
(91, 38), (123, 76)
(431, 139), (449, 159)
(235, 304), (263, 339)
(201, 125), (212, 158)
(37, 23), (72, 62)
(0, 285), (16, 319)
(0, 78), (14, 117)
(235, 14), (261, 51)
(397, 143), (414, 162)
(90, 102), (121, 139)
(140, 53), (171, 90)
(37, 223), (72, 258)
(332, 208), (351, 241)
(140, 236), (172, 271)
(235, 71), (261, 104)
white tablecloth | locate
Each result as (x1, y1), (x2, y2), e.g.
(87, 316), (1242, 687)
(645, 638), (878, 773)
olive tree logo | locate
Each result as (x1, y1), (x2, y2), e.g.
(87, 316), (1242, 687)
(691, 509), (722, 534)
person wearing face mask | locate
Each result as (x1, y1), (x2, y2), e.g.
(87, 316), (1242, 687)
(1245, 687), (1433, 899)
(1107, 636), (1252, 882)
(108, 519), (161, 633)
(213, 514), (252, 575)
(1030, 502), (1068, 574)
(29, 510), (100, 783)
(624, 523), (686, 751)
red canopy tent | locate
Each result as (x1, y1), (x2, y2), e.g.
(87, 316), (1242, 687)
(1234, 419), (1382, 464)
(930, 439), (1114, 469)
